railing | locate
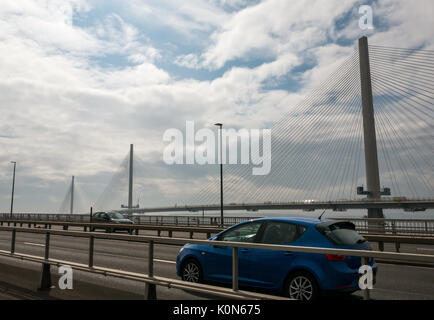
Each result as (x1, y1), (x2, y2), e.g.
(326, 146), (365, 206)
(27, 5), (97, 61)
(1, 218), (434, 255)
(1, 213), (434, 236)
(339, 218), (434, 236)
(1, 226), (434, 300)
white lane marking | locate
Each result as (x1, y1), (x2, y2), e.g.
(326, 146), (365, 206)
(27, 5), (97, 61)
(23, 242), (45, 247)
(376, 263), (434, 271)
(154, 259), (176, 264)
(417, 248), (434, 252)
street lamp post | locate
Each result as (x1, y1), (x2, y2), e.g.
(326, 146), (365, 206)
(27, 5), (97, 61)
(10, 161), (16, 218)
(214, 123), (223, 227)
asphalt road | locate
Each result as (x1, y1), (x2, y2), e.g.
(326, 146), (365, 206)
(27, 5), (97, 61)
(0, 227), (433, 300)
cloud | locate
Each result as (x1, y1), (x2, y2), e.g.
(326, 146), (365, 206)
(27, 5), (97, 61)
(188, 0), (356, 70)
(0, 0), (432, 211)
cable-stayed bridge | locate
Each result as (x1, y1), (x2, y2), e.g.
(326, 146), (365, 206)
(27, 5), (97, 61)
(60, 37), (434, 217)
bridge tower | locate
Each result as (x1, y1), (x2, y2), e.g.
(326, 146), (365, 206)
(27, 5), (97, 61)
(70, 176), (74, 214)
(128, 144), (133, 209)
(358, 36), (385, 219)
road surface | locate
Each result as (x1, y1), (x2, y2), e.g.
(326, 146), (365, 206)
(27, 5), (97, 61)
(0, 227), (433, 300)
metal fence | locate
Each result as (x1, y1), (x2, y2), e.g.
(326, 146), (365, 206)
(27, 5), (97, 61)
(1, 225), (434, 300)
(1, 213), (434, 236)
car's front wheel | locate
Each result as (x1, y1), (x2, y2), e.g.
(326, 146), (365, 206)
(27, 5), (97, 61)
(181, 259), (203, 283)
(285, 271), (319, 301)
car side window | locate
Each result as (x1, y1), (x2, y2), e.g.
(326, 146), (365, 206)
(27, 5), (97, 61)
(219, 222), (262, 243)
(261, 222), (305, 244)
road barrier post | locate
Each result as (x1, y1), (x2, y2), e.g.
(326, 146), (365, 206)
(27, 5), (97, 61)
(144, 240), (156, 300)
(10, 228), (16, 253)
(361, 257), (371, 300)
(38, 233), (51, 291)
(89, 235), (94, 268)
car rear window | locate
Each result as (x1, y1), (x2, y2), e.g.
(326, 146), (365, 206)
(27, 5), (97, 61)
(316, 222), (366, 246)
(108, 212), (125, 219)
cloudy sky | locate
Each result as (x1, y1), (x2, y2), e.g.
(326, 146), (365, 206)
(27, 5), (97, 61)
(0, 0), (433, 213)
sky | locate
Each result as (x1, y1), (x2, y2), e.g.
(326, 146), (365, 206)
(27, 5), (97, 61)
(0, 0), (433, 213)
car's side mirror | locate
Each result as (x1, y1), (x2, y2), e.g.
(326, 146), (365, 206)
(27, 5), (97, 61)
(212, 235), (225, 247)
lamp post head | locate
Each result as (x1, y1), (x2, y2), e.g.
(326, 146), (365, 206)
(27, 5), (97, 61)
(11, 161), (16, 164)
(214, 123), (222, 127)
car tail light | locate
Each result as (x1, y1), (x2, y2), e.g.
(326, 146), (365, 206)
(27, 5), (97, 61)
(326, 254), (346, 261)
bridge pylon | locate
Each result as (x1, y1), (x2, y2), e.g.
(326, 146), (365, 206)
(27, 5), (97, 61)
(358, 36), (386, 220)
(70, 176), (74, 214)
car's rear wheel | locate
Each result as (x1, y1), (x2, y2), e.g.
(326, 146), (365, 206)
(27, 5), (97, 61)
(285, 271), (319, 301)
(181, 259), (202, 283)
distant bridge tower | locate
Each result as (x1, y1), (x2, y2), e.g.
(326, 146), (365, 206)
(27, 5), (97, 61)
(128, 144), (133, 209)
(120, 144), (140, 210)
(358, 36), (386, 219)
(70, 176), (74, 214)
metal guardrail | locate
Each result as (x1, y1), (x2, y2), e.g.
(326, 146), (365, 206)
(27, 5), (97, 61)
(0, 226), (434, 300)
(0, 219), (221, 239)
(114, 199), (434, 214)
(3, 218), (434, 255)
(1, 213), (434, 236)
(334, 218), (434, 236)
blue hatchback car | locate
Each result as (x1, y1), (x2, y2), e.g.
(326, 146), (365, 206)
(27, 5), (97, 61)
(176, 217), (377, 300)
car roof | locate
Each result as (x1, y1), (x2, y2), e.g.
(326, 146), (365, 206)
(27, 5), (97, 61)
(246, 217), (338, 227)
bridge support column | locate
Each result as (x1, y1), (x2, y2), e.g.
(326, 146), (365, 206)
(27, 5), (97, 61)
(70, 176), (74, 214)
(128, 144), (133, 209)
(359, 36), (385, 223)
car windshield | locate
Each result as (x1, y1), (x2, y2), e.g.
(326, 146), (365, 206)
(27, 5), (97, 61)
(107, 212), (125, 219)
(317, 222), (366, 246)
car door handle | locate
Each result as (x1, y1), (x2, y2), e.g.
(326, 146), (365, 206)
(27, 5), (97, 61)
(284, 251), (294, 256)
(240, 248), (249, 253)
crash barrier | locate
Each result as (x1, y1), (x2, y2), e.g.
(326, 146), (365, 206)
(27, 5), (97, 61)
(1, 213), (433, 236)
(0, 226), (434, 300)
(1, 218), (434, 258)
(0, 218), (220, 239)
